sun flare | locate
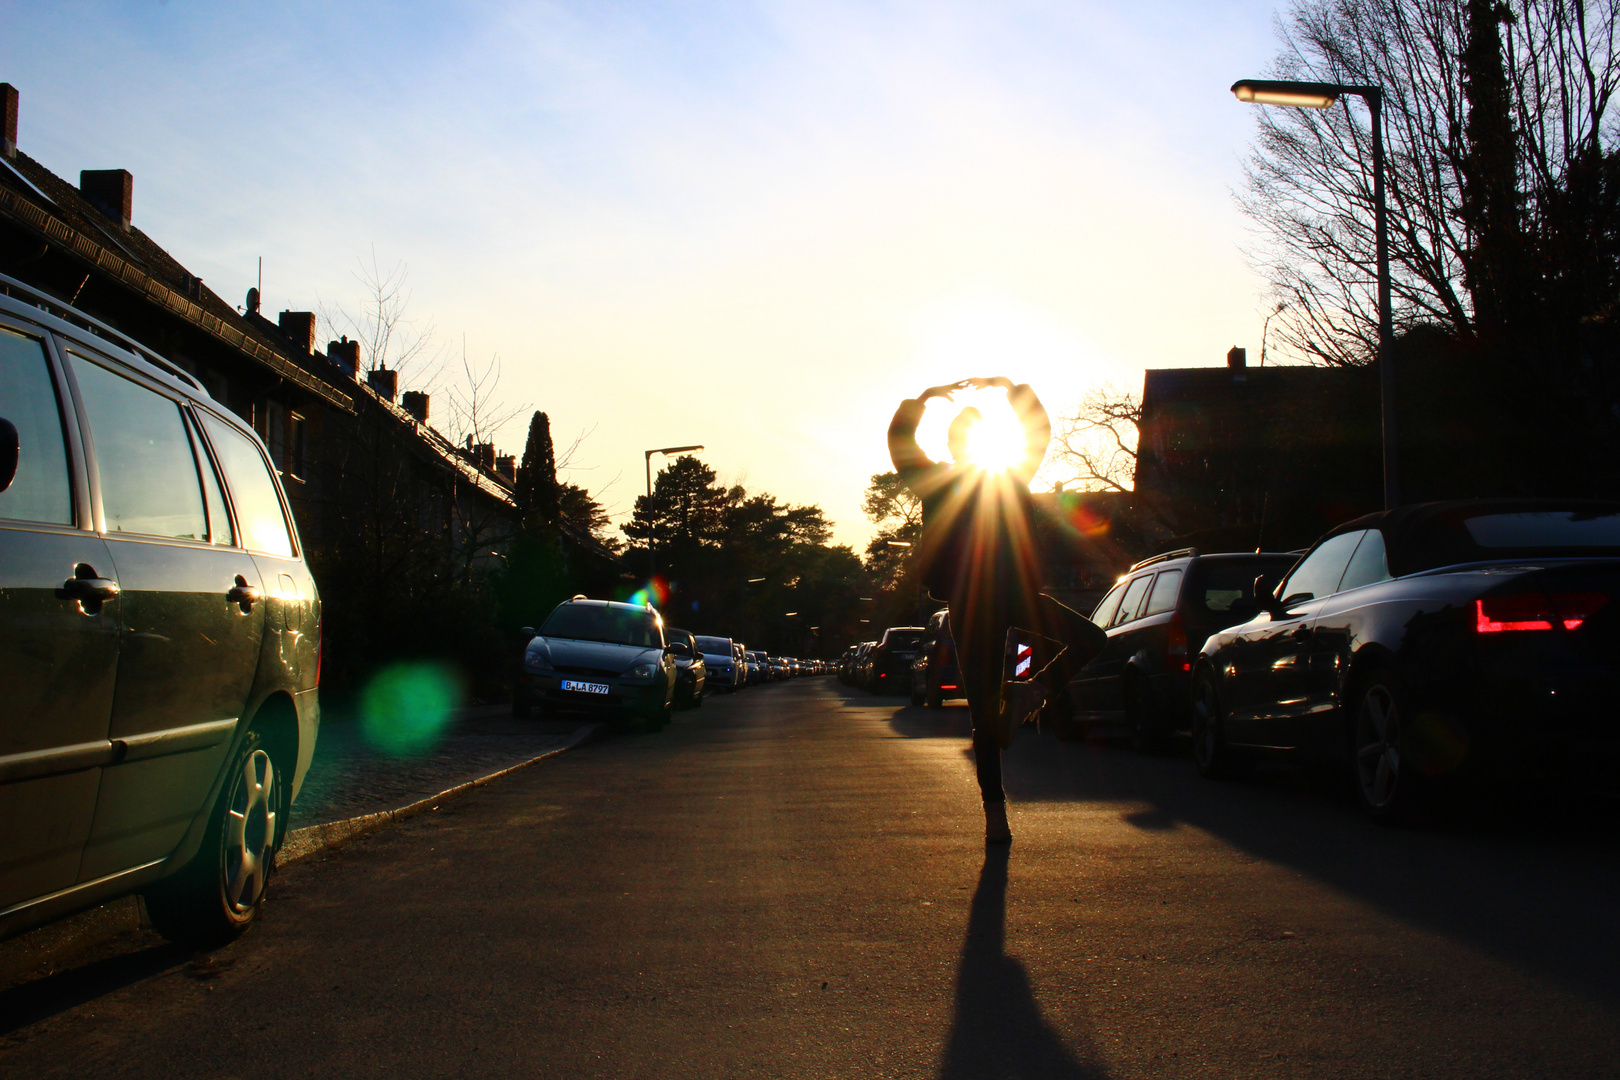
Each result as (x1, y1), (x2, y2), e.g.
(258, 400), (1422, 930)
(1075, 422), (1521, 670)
(959, 408), (1027, 472)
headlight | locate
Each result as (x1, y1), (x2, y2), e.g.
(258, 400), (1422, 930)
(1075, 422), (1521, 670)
(525, 651), (555, 673)
(625, 661), (661, 682)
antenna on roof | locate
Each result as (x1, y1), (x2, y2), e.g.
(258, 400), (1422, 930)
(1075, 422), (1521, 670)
(257, 256), (262, 299)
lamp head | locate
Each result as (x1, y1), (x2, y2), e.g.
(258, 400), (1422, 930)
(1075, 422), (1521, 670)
(1231, 79), (1340, 109)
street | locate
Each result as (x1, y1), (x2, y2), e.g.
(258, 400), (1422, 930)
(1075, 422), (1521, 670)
(4, 678), (1620, 1079)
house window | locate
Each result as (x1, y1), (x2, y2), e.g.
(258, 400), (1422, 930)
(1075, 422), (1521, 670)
(288, 412), (306, 481)
(266, 400), (286, 472)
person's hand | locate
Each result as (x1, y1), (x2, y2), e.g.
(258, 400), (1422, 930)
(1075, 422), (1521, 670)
(964, 376), (1015, 391)
(918, 380), (971, 402)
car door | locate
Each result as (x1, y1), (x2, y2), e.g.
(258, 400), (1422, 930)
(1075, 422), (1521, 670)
(1246, 531), (1364, 748)
(1301, 529), (1392, 754)
(65, 351), (266, 880)
(0, 325), (117, 909)
(1078, 574), (1154, 717)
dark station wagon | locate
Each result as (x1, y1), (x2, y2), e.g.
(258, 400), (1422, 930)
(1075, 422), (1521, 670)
(1066, 549), (1300, 751)
(0, 274), (320, 949)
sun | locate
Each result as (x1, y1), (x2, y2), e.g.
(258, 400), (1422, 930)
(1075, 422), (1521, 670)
(960, 407), (1027, 472)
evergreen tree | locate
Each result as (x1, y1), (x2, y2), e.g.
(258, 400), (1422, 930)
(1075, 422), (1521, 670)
(515, 411), (560, 525)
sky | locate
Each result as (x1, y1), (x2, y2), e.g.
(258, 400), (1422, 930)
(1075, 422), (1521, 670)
(1, 0), (1289, 551)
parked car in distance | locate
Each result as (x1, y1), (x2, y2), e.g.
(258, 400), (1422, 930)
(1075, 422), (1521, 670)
(696, 635), (743, 691)
(517, 599), (676, 727)
(910, 608), (963, 708)
(745, 650), (766, 685)
(866, 627), (926, 694)
(1066, 549), (1300, 752)
(667, 627), (706, 708)
(1194, 500), (1620, 822)
(0, 274), (320, 950)
(733, 642), (750, 690)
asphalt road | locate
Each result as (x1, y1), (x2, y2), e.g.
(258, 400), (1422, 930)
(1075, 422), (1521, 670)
(5, 678), (1620, 1079)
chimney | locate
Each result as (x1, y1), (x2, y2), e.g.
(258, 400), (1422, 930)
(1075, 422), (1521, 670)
(366, 367), (398, 402)
(80, 168), (133, 229)
(495, 454), (517, 483)
(401, 390), (430, 423)
(473, 442), (496, 470)
(326, 336), (360, 378)
(277, 311), (316, 354)
(1, 84), (17, 160)
(1227, 346), (1247, 370)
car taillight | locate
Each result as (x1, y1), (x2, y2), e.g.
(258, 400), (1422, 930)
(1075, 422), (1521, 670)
(1166, 610), (1189, 672)
(1475, 592), (1609, 633)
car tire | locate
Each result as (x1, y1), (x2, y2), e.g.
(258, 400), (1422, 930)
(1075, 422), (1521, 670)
(143, 723), (283, 951)
(1191, 671), (1249, 780)
(1351, 670), (1422, 825)
(1125, 678), (1170, 755)
(926, 677), (943, 709)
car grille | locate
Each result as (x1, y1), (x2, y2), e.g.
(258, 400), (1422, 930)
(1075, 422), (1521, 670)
(554, 664), (620, 679)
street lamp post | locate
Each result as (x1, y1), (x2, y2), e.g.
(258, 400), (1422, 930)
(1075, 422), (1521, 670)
(643, 443), (704, 583)
(1232, 78), (1399, 509)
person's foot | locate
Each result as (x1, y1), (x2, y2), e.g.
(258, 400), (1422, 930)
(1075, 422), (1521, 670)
(984, 801), (1012, 844)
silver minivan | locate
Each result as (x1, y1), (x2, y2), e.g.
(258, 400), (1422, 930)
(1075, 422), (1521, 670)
(0, 274), (319, 949)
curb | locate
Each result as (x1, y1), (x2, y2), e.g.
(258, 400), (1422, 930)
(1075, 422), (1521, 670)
(279, 722), (602, 863)
(0, 721), (602, 986)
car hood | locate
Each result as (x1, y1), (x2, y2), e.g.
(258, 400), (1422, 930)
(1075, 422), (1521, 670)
(529, 636), (662, 673)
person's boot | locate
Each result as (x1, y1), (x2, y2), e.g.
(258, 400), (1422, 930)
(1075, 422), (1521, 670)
(984, 801), (1012, 844)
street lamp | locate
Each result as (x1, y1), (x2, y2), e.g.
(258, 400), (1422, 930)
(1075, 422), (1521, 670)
(1232, 78), (1399, 509)
(643, 443), (704, 582)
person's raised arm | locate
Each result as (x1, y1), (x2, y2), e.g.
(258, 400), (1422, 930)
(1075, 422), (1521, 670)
(1007, 382), (1050, 484)
(889, 383), (964, 482)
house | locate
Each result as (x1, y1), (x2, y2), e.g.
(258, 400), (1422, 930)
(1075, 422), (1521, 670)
(1133, 346), (1381, 552)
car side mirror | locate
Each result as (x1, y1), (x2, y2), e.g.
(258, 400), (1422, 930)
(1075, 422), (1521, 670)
(0, 419), (17, 495)
(520, 626), (535, 638)
(1252, 574), (1283, 615)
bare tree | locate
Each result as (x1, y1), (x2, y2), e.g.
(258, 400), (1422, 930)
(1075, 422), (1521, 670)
(318, 248), (446, 383)
(445, 336), (529, 452)
(1046, 383), (1142, 494)
(1241, 0), (1620, 366)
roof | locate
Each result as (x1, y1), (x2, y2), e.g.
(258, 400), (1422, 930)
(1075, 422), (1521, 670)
(1141, 363), (1366, 406)
(0, 150), (352, 412)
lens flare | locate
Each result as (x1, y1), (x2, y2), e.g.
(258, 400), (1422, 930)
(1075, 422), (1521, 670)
(626, 576), (670, 609)
(361, 661), (462, 757)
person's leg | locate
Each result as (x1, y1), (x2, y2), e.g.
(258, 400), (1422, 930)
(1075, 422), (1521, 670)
(954, 601), (1013, 843)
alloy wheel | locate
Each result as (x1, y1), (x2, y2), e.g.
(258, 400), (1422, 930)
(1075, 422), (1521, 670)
(223, 748), (277, 915)
(1355, 683), (1402, 813)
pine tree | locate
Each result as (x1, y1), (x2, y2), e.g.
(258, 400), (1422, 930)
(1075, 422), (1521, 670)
(516, 411), (560, 525)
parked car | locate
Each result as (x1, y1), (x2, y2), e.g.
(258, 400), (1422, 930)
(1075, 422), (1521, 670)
(910, 608), (964, 707)
(0, 275), (320, 949)
(1193, 500), (1620, 822)
(732, 642), (750, 690)
(517, 599), (676, 726)
(849, 642), (877, 686)
(696, 635), (744, 691)
(1066, 548), (1301, 751)
(666, 627), (706, 708)
(745, 650), (766, 685)
(865, 627), (926, 694)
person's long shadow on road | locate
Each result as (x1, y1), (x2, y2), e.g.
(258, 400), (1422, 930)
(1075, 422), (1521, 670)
(940, 846), (1109, 1080)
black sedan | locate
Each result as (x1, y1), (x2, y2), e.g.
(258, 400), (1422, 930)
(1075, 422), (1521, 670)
(1192, 500), (1620, 822)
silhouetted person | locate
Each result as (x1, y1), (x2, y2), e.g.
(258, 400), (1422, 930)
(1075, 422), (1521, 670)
(890, 377), (1105, 843)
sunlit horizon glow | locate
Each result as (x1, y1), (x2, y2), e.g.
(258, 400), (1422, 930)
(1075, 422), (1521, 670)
(1, 1), (1283, 551)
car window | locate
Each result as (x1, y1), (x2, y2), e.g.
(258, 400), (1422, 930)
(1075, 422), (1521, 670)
(1194, 558), (1298, 613)
(191, 418), (235, 546)
(199, 411), (294, 557)
(1090, 582), (1128, 626)
(71, 354), (206, 541)
(1142, 569), (1184, 617)
(1111, 575), (1154, 627)
(1281, 530), (1365, 603)
(694, 636), (731, 653)
(0, 328), (73, 524)
(542, 604), (662, 648)
(1337, 529), (1391, 592)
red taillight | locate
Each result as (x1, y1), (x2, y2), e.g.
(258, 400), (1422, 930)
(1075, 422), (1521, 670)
(940, 683), (958, 690)
(1476, 592), (1609, 633)
(1166, 610), (1190, 672)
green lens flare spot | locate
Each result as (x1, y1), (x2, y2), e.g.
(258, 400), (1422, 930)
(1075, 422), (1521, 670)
(360, 662), (461, 756)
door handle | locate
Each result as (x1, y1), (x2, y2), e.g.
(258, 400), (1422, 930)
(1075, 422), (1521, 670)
(227, 575), (261, 613)
(60, 568), (120, 608)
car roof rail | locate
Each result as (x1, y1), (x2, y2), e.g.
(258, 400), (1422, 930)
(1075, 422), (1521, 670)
(1128, 547), (1199, 572)
(0, 270), (206, 393)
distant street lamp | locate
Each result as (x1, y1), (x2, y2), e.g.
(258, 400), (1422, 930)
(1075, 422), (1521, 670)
(643, 443), (704, 582)
(1232, 78), (1399, 509)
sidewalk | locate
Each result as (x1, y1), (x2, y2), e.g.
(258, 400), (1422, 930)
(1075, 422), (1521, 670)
(290, 704), (588, 829)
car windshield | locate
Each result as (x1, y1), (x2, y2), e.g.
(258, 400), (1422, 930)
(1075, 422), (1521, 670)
(540, 604), (661, 648)
(694, 636), (731, 654)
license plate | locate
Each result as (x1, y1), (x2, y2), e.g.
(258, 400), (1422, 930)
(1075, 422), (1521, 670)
(561, 679), (610, 695)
